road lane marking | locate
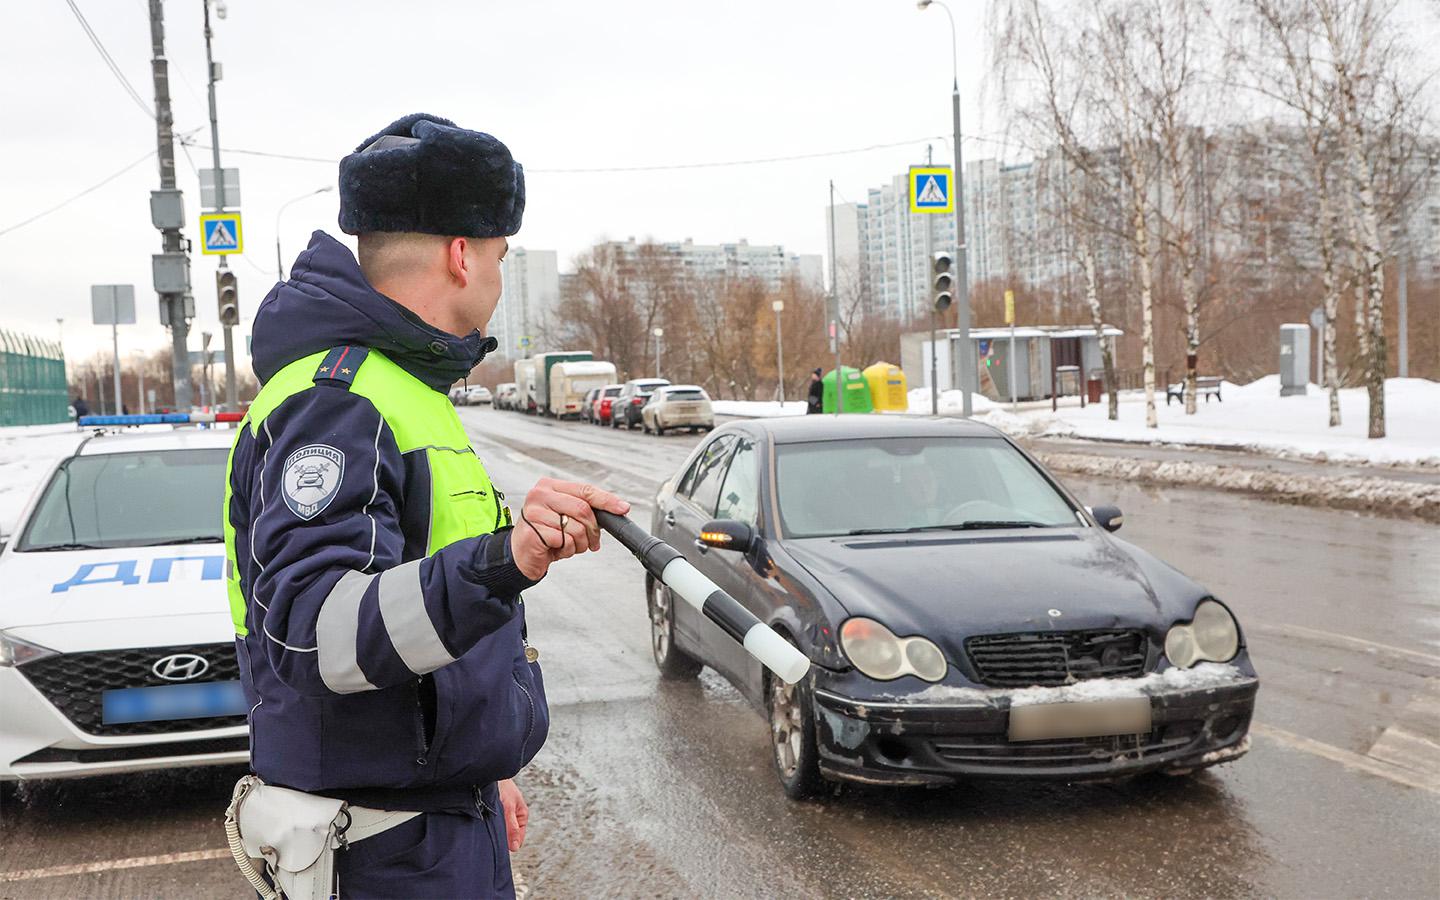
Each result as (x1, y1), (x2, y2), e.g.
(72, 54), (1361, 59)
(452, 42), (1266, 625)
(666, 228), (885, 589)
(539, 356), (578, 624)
(1250, 623), (1440, 668)
(0, 848), (230, 882)
(1252, 723), (1440, 795)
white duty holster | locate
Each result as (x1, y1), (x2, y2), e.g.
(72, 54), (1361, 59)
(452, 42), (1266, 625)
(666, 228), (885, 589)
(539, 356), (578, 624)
(224, 775), (421, 900)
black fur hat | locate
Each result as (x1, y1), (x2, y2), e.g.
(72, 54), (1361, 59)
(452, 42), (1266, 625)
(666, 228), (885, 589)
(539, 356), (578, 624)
(338, 113), (525, 238)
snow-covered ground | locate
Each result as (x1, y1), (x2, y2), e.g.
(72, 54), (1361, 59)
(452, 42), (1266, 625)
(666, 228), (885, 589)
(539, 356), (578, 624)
(985, 376), (1439, 467)
(709, 400), (808, 418)
(0, 424), (86, 533)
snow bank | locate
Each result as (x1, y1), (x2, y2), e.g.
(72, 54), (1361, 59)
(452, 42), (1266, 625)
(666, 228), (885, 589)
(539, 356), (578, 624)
(905, 389), (997, 416)
(892, 663), (1248, 707)
(993, 376), (1440, 468)
(0, 424), (86, 533)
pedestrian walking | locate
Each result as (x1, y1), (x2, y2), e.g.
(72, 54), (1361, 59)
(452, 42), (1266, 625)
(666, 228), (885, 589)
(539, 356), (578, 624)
(806, 367), (824, 414)
(71, 396), (89, 419)
(222, 113), (629, 899)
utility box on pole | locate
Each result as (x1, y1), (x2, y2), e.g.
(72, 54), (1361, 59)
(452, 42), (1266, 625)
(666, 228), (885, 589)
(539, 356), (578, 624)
(1279, 324), (1309, 397)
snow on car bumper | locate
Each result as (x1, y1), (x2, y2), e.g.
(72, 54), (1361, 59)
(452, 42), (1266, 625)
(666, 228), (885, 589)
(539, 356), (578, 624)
(811, 665), (1258, 785)
(0, 666), (248, 782)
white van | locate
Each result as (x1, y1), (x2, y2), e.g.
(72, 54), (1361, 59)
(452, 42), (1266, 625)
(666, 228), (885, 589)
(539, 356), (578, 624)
(550, 361), (618, 420)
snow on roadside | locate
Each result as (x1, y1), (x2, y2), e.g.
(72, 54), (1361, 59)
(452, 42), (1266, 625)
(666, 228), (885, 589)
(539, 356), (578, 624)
(0, 424), (85, 533)
(710, 400), (808, 418)
(985, 376), (1440, 468)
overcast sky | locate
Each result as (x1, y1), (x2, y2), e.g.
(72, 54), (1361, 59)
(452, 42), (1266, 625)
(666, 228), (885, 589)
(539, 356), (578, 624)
(3, 0), (1435, 365)
(1, 0), (1005, 362)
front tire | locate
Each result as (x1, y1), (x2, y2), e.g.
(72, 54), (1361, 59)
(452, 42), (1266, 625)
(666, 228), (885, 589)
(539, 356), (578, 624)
(766, 651), (824, 800)
(649, 578), (702, 680)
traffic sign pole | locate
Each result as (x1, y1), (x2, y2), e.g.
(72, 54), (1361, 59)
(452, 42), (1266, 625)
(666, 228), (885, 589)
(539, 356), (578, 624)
(204, 0), (238, 413)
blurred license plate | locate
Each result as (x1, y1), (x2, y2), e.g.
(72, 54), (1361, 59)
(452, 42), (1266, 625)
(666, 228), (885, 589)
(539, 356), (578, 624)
(674, 403), (699, 412)
(1007, 698), (1151, 742)
(102, 681), (247, 725)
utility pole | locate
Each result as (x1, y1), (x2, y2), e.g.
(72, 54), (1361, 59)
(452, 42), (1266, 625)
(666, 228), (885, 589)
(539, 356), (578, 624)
(924, 145), (938, 416)
(829, 180), (843, 416)
(772, 299), (786, 404)
(1397, 242), (1409, 379)
(149, 0), (193, 410)
(203, 0), (238, 411)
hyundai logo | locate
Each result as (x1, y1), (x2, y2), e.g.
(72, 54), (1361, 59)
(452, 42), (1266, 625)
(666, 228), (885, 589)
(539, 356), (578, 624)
(153, 653), (210, 681)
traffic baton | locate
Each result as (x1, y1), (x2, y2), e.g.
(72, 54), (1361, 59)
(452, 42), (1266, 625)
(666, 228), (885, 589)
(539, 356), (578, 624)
(594, 510), (811, 685)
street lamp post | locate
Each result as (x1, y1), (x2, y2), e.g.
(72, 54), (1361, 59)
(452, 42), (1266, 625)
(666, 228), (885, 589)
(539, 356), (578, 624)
(652, 328), (664, 379)
(918, 0), (973, 417)
(772, 299), (786, 404)
(276, 186), (334, 281)
(132, 350), (148, 415)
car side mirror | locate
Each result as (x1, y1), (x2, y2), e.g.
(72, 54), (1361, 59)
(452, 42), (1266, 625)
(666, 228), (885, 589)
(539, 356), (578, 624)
(1090, 505), (1124, 532)
(699, 519), (754, 552)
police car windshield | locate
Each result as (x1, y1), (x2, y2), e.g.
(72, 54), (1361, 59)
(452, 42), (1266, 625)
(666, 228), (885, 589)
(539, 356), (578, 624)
(17, 449), (229, 551)
(774, 437), (1078, 539)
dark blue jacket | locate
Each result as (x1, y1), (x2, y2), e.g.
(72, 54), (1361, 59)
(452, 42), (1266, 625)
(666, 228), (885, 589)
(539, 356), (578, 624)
(228, 232), (548, 815)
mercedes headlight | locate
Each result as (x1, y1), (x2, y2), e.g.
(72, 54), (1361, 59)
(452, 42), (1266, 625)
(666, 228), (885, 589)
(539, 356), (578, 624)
(1164, 600), (1240, 668)
(0, 630), (59, 667)
(840, 617), (947, 682)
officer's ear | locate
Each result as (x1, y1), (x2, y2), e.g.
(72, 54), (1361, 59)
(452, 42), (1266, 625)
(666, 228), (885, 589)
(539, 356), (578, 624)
(446, 237), (471, 288)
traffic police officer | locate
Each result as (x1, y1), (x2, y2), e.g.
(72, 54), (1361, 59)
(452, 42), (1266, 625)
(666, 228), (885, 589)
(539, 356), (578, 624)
(224, 113), (628, 897)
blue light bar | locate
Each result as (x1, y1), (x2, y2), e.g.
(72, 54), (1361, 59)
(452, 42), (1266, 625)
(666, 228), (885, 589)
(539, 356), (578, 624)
(79, 414), (193, 426)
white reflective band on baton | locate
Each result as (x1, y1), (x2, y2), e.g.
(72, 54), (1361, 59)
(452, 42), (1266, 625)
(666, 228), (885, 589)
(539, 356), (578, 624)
(377, 559), (455, 675)
(659, 557), (809, 684)
(317, 571), (379, 694)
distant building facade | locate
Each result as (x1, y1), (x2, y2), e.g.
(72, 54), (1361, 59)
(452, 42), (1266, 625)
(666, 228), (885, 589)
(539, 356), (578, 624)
(489, 247), (560, 358)
(596, 237), (823, 290)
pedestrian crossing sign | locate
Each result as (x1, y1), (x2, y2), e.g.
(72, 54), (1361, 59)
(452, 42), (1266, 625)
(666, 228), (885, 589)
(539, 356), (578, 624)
(909, 166), (954, 214)
(200, 212), (243, 255)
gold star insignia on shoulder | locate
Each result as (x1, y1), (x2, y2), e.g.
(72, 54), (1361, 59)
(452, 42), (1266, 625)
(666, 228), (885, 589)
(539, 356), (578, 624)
(319, 366), (330, 373)
(340, 367), (351, 375)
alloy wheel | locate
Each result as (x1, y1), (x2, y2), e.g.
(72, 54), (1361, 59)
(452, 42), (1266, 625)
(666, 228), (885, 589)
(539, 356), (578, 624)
(770, 675), (804, 778)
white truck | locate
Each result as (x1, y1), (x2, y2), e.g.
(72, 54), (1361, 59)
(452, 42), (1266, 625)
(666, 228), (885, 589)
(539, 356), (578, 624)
(512, 359), (538, 414)
(549, 361), (618, 420)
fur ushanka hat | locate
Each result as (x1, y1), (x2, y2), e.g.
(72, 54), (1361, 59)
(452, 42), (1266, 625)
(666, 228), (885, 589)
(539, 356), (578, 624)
(338, 113), (525, 239)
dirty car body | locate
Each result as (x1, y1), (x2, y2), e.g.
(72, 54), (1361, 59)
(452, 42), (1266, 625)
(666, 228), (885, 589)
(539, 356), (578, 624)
(648, 417), (1257, 792)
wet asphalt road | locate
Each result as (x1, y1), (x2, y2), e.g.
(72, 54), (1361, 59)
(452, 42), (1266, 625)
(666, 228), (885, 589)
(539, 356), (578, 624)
(2, 407), (1437, 898)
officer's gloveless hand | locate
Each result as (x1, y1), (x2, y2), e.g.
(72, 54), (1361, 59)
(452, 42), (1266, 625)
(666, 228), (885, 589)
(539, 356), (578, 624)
(511, 477), (630, 581)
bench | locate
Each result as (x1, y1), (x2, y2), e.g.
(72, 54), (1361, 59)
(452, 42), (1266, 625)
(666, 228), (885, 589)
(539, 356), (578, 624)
(1165, 376), (1222, 406)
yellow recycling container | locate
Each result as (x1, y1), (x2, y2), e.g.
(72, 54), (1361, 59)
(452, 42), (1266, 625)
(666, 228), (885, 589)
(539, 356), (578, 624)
(863, 362), (908, 412)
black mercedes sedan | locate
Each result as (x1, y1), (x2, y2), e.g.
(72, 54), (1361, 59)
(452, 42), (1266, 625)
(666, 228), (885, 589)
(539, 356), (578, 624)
(646, 417), (1257, 799)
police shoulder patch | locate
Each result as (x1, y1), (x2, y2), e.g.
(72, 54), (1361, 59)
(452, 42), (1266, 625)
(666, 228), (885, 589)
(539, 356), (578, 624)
(281, 444), (345, 520)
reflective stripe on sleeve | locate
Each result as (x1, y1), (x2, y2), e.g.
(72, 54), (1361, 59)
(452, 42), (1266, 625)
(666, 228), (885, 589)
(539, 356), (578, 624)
(317, 570), (380, 694)
(377, 559), (456, 676)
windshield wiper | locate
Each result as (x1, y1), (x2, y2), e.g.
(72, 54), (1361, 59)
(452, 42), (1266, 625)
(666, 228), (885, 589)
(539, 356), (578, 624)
(928, 520), (1049, 531)
(28, 541), (108, 551)
(135, 536), (223, 546)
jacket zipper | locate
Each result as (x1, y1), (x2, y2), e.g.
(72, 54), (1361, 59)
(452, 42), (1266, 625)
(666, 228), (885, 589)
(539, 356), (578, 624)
(412, 677), (429, 766)
(513, 671), (537, 753)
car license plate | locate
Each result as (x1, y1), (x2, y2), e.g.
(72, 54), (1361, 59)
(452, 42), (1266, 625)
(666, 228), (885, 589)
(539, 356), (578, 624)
(1007, 697), (1152, 742)
(102, 681), (248, 725)
(675, 403), (698, 412)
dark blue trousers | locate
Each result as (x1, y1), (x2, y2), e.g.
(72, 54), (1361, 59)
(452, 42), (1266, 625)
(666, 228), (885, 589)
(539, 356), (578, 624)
(335, 807), (514, 899)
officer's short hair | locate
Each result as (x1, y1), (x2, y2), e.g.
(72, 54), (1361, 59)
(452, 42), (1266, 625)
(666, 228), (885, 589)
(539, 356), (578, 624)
(357, 231), (451, 285)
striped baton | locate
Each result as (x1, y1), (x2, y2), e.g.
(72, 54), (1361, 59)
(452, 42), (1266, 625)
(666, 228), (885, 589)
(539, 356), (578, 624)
(595, 511), (810, 685)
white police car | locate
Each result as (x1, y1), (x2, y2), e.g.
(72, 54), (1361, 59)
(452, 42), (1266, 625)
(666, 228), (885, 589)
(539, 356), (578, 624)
(0, 417), (248, 783)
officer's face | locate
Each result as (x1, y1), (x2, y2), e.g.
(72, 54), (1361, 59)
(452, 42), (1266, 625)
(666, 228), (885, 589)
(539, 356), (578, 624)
(459, 237), (508, 333)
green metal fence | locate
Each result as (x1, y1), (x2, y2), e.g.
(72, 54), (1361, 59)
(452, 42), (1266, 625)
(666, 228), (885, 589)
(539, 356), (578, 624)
(0, 330), (69, 426)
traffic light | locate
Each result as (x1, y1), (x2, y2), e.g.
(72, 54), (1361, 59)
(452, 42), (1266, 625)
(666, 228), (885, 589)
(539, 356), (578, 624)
(216, 269), (239, 326)
(932, 251), (953, 313)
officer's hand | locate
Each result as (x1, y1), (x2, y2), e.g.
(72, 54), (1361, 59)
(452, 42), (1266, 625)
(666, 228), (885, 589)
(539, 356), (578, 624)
(511, 477), (630, 581)
(498, 778), (528, 853)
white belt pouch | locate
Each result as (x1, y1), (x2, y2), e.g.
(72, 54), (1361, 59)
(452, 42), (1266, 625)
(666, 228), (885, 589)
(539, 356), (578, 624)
(225, 775), (420, 900)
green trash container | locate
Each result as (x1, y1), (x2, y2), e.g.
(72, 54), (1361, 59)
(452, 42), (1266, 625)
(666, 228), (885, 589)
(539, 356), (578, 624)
(822, 366), (874, 414)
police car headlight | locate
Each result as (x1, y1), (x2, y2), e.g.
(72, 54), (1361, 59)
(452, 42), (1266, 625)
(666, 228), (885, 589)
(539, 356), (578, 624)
(0, 630), (59, 667)
(840, 618), (947, 683)
(1164, 600), (1240, 668)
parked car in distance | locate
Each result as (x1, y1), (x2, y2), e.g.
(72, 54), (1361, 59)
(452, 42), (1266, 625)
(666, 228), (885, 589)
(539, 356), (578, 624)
(646, 416), (1257, 799)
(494, 382), (518, 411)
(613, 378), (670, 430)
(593, 384), (624, 427)
(581, 388), (601, 423)
(641, 385), (714, 435)
(465, 386), (492, 406)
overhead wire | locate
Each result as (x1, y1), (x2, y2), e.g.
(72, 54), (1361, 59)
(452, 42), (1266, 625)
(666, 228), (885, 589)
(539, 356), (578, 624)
(0, 147), (157, 238)
(63, 0), (154, 120)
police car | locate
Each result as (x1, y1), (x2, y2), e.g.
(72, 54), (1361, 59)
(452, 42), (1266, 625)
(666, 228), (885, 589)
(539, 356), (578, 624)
(0, 415), (249, 784)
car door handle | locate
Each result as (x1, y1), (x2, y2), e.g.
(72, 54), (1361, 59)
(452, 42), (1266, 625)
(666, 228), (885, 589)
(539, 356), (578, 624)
(692, 539), (709, 554)
(664, 511), (676, 527)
